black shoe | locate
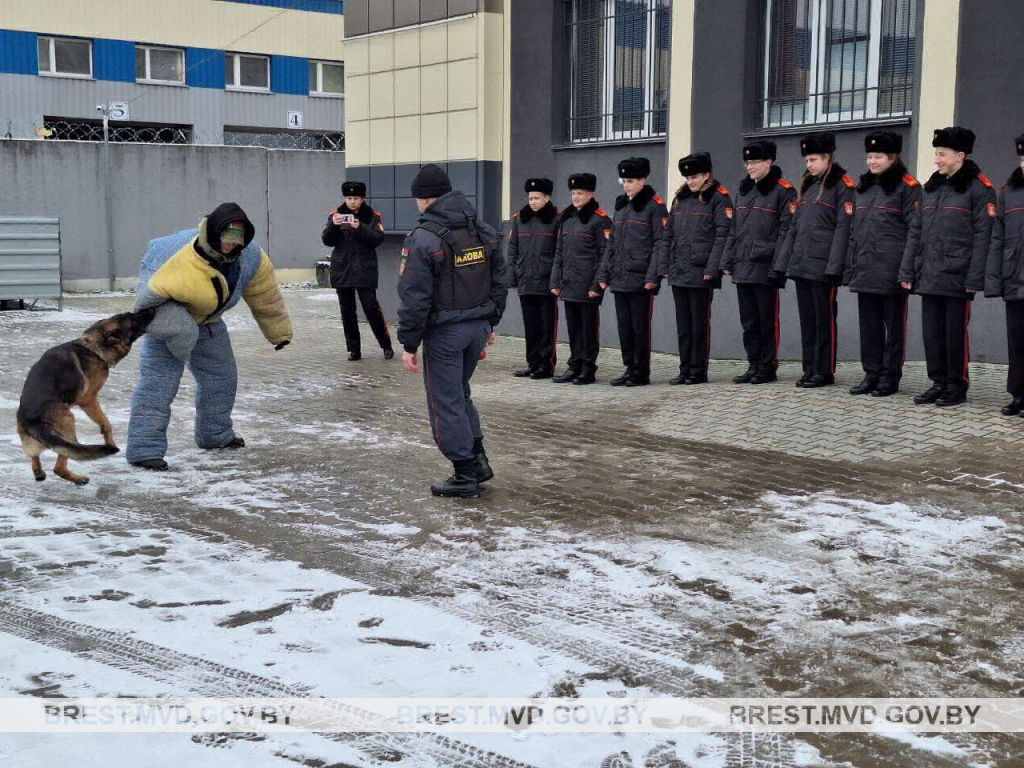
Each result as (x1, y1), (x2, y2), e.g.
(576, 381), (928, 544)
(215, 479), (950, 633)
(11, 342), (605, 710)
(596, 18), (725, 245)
(383, 347), (395, 361)
(530, 368), (554, 380)
(347, 351), (361, 361)
(431, 460), (481, 498)
(801, 374), (833, 389)
(514, 367), (536, 378)
(572, 373), (597, 385)
(131, 458), (168, 471)
(669, 373), (687, 385)
(684, 374), (708, 385)
(795, 372), (812, 388)
(475, 452), (494, 483)
(914, 384), (944, 405)
(610, 371), (633, 387)
(733, 369), (756, 384)
(625, 376), (650, 387)
(849, 377), (879, 396)
(749, 372), (778, 385)
(935, 386), (966, 408)
(225, 437), (245, 449)
(1002, 396), (1024, 416)
(871, 382), (898, 397)
(553, 369), (581, 383)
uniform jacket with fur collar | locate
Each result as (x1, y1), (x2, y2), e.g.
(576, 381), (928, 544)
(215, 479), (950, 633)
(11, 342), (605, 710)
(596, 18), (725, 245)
(507, 201), (560, 295)
(657, 181), (733, 289)
(985, 167), (1024, 300)
(550, 199), (612, 304)
(597, 185), (668, 292)
(722, 165), (797, 285)
(322, 203), (386, 289)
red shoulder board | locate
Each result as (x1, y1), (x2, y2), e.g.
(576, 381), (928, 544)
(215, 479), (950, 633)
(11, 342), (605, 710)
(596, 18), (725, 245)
(652, 195), (664, 205)
(978, 173), (994, 188)
(596, 208), (608, 217)
(512, 211), (520, 218)
(902, 174), (919, 188)
(842, 174), (856, 189)
(778, 178), (794, 189)
(717, 185), (729, 195)
(374, 210), (382, 217)
(327, 209), (337, 215)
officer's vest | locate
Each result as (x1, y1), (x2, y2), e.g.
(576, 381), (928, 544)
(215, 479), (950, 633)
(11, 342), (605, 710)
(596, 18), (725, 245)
(417, 219), (491, 311)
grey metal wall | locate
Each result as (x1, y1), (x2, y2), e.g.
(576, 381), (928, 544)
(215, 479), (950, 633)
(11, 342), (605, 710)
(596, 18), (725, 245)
(0, 73), (344, 141)
(344, 0), (502, 35)
(0, 139), (345, 279)
(0, 217), (61, 303)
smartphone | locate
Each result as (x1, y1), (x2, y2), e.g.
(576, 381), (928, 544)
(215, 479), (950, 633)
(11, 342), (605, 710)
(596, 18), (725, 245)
(338, 213), (356, 225)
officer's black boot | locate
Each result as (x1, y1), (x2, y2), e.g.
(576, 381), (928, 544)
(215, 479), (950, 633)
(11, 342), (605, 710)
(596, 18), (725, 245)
(431, 459), (482, 499)
(348, 351), (361, 361)
(473, 438), (493, 483)
(552, 368), (581, 383)
(871, 379), (898, 397)
(1001, 396), (1024, 416)
(913, 383), (944, 405)
(669, 370), (687, 385)
(625, 372), (650, 387)
(750, 369), (778, 385)
(514, 367), (536, 378)
(733, 368), (756, 384)
(573, 369), (597, 385)
(935, 384), (966, 408)
(610, 369), (633, 387)
(384, 346), (395, 361)
(849, 377), (878, 395)
(530, 367), (553, 380)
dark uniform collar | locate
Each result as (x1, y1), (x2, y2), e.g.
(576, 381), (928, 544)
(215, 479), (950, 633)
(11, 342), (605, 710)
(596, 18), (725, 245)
(1006, 167), (1024, 189)
(337, 201), (376, 224)
(519, 200), (558, 225)
(798, 162), (847, 196)
(561, 198), (600, 225)
(857, 161), (909, 195)
(674, 178), (721, 205)
(739, 164), (783, 196)
(924, 158), (983, 194)
(615, 184), (656, 212)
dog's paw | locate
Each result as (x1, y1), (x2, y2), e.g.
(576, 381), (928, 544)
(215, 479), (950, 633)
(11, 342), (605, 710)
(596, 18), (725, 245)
(107, 445), (121, 454)
(34, 472), (46, 482)
(74, 477), (90, 486)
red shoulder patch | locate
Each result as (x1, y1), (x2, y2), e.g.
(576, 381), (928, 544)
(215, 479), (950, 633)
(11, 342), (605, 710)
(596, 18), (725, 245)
(902, 173), (919, 188)
(374, 210), (381, 216)
(512, 211), (520, 218)
(778, 178), (794, 189)
(978, 173), (994, 188)
(653, 195), (664, 205)
(717, 185), (729, 195)
(595, 208), (608, 217)
(842, 174), (856, 188)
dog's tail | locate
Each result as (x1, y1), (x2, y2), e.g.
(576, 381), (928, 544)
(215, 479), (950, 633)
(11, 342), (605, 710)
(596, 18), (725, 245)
(24, 424), (119, 461)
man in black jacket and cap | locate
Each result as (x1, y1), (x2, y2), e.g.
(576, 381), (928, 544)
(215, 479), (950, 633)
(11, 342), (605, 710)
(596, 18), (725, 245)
(323, 180), (393, 361)
(508, 177), (560, 379)
(900, 126), (996, 407)
(398, 163), (507, 498)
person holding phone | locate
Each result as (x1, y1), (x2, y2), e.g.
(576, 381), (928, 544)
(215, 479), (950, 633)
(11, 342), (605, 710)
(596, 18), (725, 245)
(323, 180), (394, 361)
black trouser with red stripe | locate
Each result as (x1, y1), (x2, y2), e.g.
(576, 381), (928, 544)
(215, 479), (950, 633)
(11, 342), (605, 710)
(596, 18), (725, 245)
(519, 293), (558, 373)
(857, 292), (907, 385)
(1005, 301), (1024, 397)
(921, 295), (971, 391)
(672, 285), (713, 379)
(735, 283), (779, 374)
(613, 290), (654, 378)
(337, 288), (392, 355)
(794, 278), (838, 378)
(563, 300), (600, 375)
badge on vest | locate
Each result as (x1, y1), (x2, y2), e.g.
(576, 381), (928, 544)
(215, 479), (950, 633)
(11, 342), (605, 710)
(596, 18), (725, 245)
(988, 203), (997, 218)
(455, 246), (486, 268)
(603, 229), (611, 240)
(789, 202), (797, 215)
(399, 247), (409, 276)
(725, 207), (734, 219)
(844, 201), (854, 216)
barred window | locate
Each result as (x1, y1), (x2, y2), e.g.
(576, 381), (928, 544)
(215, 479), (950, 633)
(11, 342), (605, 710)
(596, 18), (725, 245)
(564, 0), (670, 144)
(760, 0), (916, 128)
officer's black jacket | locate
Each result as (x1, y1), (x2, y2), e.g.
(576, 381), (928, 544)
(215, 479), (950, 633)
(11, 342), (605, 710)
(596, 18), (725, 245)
(776, 163), (856, 283)
(507, 201), (560, 296)
(597, 185), (668, 293)
(656, 180), (732, 289)
(721, 165), (796, 286)
(844, 161), (920, 295)
(322, 203), (386, 290)
(396, 191), (507, 353)
(986, 167), (1024, 301)
(899, 159), (996, 298)
(550, 199), (611, 304)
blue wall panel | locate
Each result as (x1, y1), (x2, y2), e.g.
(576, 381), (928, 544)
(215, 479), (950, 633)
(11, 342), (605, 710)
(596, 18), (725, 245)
(219, 0), (343, 14)
(0, 29), (38, 75)
(93, 39), (135, 82)
(270, 54), (309, 95)
(186, 47), (226, 89)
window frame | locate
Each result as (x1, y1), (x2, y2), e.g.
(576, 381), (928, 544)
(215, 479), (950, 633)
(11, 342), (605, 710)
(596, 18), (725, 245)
(225, 52), (271, 93)
(135, 44), (186, 86)
(309, 60), (345, 98)
(37, 36), (93, 80)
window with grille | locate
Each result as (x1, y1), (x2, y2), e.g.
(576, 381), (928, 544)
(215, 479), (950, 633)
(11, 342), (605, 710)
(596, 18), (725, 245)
(564, 0), (670, 144)
(760, 0), (916, 128)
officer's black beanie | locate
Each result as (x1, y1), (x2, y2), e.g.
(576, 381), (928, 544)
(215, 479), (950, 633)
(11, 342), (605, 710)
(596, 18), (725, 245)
(411, 163), (452, 198)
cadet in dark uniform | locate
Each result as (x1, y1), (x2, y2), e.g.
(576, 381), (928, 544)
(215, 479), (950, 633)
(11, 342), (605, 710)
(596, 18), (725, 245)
(844, 131), (919, 397)
(985, 133), (1024, 416)
(900, 127), (995, 407)
(657, 151), (732, 385)
(597, 157), (668, 387)
(397, 164), (507, 498)
(322, 181), (394, 361)
(776, 132), (855, 388)
(721, 140), (796, 384)
(508, 177), (560, 379)
(550, 173), (610, 385)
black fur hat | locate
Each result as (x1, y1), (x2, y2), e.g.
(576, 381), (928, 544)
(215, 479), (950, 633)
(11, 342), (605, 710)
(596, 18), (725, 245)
(1015, 134), (1024, 157)
(679, 152), (712, 176)
(865, 131), (902, 154)
(932, 126), (976, 154)
(618, 157), (651, 179)
(800, 131), (836, 156)
(342, 181), (366, 197)
(743, 140), (777, 162)
(568, 173), (597, 192)
(525, 177), (554, 195)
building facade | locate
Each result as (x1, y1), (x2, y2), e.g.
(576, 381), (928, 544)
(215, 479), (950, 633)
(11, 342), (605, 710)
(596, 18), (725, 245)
(0, 0), (346, 148)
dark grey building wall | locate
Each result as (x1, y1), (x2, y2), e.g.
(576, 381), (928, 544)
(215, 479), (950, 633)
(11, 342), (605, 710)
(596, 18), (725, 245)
(345, 0), (503, 36)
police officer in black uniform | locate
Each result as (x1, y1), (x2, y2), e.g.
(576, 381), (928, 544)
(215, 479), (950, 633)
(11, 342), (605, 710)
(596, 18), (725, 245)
(508, 177), (560, 379)
(397, 164), (507, 498)
(721, 140), (796, 384)
(845, 131), (920, 397)
(900, 127), (996, 407)
(323, 181), (394, 361)
(985, 133), (1024, 416)
(550, 173), (611, 385)
(597, 157), (668, 387)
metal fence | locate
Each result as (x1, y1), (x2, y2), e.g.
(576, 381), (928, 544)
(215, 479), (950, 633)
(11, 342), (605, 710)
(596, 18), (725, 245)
(0, 217), (62, 309)
(563, 0), (671, 145)
(758, 0), (917, 129)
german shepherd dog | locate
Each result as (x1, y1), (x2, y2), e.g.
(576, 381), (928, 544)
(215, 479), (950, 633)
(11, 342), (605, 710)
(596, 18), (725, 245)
(17, 309), (155, 485)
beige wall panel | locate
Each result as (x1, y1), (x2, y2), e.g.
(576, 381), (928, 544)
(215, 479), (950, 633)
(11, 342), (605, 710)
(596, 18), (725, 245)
(394, 68), (421, 116)
(345, 74), (370, 121)
(447, 59), (478, 112)
(345, 119), (370, 166)
(394, 115), (422, 163)
(345, 38), (369, 77)
(666, 0), (695, 189)
(393, 28), (421, 70)
(446, 17), (479, 62)
(420, 23), (448, 66)
(368, 34), (395, 73)
(421, 112), (448, 162)
(419, 63), (448, 114)
(369, 117), (395, 164)
(368, 71), (396, 119)
(448, 110), (478, 160)
(914, 0), (961, 180)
